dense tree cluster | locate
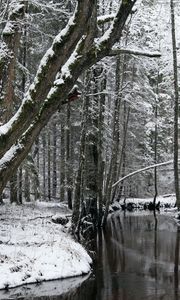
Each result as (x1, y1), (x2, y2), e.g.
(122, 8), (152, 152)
(0, 0), (179, 235)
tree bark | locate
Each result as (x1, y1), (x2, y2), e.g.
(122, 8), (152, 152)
(153, 75), (159, 207)
(72, 89), (88, 231)
(47, 128), (51, 201)
(24, 169), (30, 202)
(171, 0), (180, 209)
(1, 0), (25, 123)
(1, 1), (26, 203)
(60, 123), (65, 201)
(10, 174), (18, 203)
(65, 103), (73, 209)
(42, 132), (46, 200)
(52, 120), (57, 198)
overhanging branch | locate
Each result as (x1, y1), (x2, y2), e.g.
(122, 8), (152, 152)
(109, 48), (161, 58)
(112, 160), (179, 188)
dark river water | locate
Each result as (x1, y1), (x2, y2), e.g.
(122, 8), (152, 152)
(2, 212), (180, 300)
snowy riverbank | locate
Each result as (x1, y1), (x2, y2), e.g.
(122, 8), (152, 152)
(0, 201), (92, 291)
(0, 194), (178, 294)
(110, 194), (177, 212)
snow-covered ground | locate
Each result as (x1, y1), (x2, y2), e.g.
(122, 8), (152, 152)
(0, 201), (92, 292)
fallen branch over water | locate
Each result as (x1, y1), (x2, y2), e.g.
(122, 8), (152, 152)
(112, 159), (180, 188)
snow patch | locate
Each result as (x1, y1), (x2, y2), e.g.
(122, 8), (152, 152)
(0, 203), (92, 290)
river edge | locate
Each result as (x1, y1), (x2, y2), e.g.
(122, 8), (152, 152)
(0, 201), (92, 292)
(0, 194), (178, 297)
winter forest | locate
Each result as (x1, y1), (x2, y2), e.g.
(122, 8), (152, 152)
(1, 0), (180, 299)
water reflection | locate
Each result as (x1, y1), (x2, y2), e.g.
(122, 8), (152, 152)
(4, 213), (180, 300)
(94, 213), (180, 300)
(100, 213), (180, 300)
(174, 226), (180, 300)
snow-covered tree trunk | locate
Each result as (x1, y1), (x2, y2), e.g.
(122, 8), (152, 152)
(1, 1), (26, 204)
(1, 0), (25, 123)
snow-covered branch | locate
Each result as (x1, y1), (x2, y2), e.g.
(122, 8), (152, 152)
(109, 48), (161, 58)
(112, 160), (180, 188)
(97, 14), (115, 25)
(0, 0), (96, 158)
